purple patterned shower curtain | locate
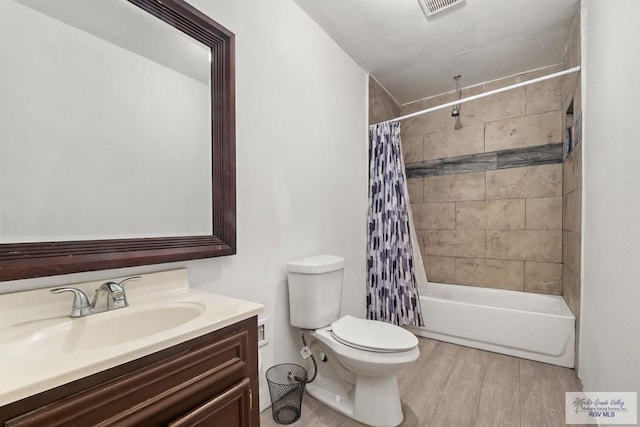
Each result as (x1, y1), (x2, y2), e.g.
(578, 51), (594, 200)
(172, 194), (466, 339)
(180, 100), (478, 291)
(366, 122), (424, 327)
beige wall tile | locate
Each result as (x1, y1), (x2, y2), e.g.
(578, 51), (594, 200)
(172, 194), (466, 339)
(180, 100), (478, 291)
(398, 63), (584, 297)
(526, 197), (562, 230)
(407, 178), (424, 204)
(456, 199), (525, 230)
(524, 65), (563, 80)
(573, 74), (582, 116)
(461, 86), (485, 99)
(402, 93), (452, 115)
(401, 87), (483, 115)
(563, 72), (582, 116)
(485, 111), (562, 152)
(484, 72), (527, 92)
(402, 108), (452, 138)
(424, 172), (485, 202)
(563, 143), (582, 195)
(407, 178), (424, 205)
(561, 9), (582, 353)
(525, 77), (562, 115)
(563, 230), (581, 275)
(369, 76), (400, 125)
(462, 88), (526, 126)
(413, 203), (456, 230)
(486, 230), (562, 262)
(424, 125), (485, 161)
(456, 258), (524, 290)
(562, 264), (581, 318)
(566, 12), (581, 70)
(562, 190), (581, 233)
(560, 10), (582, 356)
(423, 255), (456, 283)
(562, 71), (578, 112)
(484, 65), (561, 92)
(486, 164), (562, 199)
(403, 135), (424, 164)
(562, 13), (581, 107)
(525, 262), (562, 295)
(421, 230), (486, 258)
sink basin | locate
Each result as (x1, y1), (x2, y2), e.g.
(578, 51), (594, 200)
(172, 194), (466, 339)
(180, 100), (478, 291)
(10, 302), (205, 354)
(0, 268), (264, 407)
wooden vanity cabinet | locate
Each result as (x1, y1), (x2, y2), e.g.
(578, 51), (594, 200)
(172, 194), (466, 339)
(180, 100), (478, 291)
(0, 316), (260, 427)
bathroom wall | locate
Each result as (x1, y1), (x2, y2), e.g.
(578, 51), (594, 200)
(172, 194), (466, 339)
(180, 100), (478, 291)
(402, 66), (564, 293)
(580, 0), (640, 398)
(369, 76), (400, 125)
(1, 0), (369, 411)
(561, 10), (582, 369)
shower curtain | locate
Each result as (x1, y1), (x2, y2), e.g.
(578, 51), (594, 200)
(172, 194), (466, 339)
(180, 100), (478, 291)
(366, 122), (424, 327)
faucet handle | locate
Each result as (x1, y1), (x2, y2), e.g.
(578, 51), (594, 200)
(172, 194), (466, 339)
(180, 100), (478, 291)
(95, 276), (141, 310)
(117, 275), (141, 289)
(112, 276), (141, 306)
(51, 287), (91, 318)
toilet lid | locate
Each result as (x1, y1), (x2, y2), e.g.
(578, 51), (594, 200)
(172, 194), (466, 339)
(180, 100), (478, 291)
(330, 315), (418, 352)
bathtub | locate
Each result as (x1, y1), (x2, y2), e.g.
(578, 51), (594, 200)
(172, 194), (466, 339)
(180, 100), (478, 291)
(408, 282), (575, 368)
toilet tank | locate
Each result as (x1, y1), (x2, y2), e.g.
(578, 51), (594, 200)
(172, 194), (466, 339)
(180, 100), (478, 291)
(287, 255), (345, 329)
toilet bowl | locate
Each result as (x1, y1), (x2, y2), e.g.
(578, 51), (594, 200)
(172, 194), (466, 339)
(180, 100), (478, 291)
(304, 316), (419, 427)
(317, 315), (419, 374)
(287, 255), (420, 427)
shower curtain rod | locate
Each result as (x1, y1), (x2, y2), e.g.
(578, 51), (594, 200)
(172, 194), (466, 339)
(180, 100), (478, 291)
(376, 66), (581, 125)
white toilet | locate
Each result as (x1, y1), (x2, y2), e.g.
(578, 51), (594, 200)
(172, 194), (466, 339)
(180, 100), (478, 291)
(287, 255), (419, 427)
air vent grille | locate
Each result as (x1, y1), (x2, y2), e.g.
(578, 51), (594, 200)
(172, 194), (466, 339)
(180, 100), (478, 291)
(418, 0), (465, 17)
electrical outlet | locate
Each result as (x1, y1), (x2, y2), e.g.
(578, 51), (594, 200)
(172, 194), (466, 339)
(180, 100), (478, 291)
(257, 317), (268, 347)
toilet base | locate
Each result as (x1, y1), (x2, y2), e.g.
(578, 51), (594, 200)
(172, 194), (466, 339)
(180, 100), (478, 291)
(306, 374), (403, 427)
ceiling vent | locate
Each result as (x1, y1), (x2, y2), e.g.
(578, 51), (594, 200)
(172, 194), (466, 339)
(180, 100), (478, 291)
(418, 0), (465, 17)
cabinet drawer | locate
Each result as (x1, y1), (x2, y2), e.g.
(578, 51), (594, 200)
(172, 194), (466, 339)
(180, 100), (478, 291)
(5, 327), (250, 427)
(169, 377), (251, 427)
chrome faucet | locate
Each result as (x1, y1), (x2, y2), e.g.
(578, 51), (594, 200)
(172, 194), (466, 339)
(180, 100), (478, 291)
(50, 287), (92, 318)
(51, 276), (141, 318)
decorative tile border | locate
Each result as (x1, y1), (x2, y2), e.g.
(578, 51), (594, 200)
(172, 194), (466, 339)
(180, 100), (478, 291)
(406, 143), (564, 178)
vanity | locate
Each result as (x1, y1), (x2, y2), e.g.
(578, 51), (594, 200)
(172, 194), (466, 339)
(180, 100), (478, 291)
(0, 270), (263, 426)
(0, 1), (253, 423)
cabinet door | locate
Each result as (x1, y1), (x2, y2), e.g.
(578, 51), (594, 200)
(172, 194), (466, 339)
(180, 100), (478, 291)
(3, 322), (255, 427)
(169, 377), (252, 427)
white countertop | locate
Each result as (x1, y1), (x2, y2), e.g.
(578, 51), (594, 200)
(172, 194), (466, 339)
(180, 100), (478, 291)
(0, 269), (263, 406)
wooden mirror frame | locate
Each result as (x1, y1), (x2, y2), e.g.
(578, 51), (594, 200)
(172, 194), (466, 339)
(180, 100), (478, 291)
(0, 0), (236, 282)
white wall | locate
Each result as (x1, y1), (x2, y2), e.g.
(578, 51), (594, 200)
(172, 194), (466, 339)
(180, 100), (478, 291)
(580, 0), (640, 398)
(2, 0), (369, 411)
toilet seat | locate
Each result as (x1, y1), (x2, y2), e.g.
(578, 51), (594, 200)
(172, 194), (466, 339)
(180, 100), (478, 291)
(330, 315), (418, 353)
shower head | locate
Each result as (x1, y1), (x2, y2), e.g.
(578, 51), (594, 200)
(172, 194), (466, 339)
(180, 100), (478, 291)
(454, 116), (463, 130)
(452, 74), (463, 128)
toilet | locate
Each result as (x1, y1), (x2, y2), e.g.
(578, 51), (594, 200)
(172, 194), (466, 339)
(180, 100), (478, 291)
(287, 255), (419, 427)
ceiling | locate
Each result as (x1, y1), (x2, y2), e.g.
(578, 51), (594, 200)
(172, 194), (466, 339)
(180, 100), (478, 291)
(294, 0), (580, 105)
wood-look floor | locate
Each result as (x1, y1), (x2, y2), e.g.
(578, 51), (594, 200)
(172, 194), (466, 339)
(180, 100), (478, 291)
(260, 337), (585, 427)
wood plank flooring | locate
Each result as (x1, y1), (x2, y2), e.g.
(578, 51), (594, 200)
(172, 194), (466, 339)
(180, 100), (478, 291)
(260, 337), (584, 427)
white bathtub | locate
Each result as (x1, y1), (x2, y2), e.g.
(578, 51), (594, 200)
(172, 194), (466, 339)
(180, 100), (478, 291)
(408, 282), (575, 368)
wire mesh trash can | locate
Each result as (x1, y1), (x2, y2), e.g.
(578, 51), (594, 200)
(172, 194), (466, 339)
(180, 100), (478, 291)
(265, 364), (307, 424)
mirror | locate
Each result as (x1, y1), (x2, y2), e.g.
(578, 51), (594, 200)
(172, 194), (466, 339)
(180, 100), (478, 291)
(0, 0), (236, 281)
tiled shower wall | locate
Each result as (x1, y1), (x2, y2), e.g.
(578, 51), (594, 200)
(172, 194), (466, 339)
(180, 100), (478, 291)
(369, 76), (400, 125)
(561, 10), (582, 366)
(402, 65), (564, 294)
